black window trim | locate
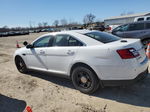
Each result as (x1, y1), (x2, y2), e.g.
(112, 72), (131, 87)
(84, 31), (120, 43)
(53, 34), (86, 47)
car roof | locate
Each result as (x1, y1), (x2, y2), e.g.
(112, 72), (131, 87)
(41, 29), (93, 37)
(35, 30), (103, 46)
(120, 20), (150, 26)
(113, 20), (150, 30)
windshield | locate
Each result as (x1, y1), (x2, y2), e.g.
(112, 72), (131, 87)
(84, 31), (120, 43)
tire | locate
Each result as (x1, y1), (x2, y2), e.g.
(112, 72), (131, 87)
(15, 56), (28, 73)
(71, 66), (100, 94)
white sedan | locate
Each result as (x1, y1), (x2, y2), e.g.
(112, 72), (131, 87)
(14, 30), (149, 93)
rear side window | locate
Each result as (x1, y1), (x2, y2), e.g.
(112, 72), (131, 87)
(53, 35), (83, 46)
(147, 17), (150, 20)
(68, 36), (83, 46)
(54, 35), (68, 46)
(145, 23), (150, 29)
(84, 31), (120, 43)
(137, 18), (144, 21)
(128, 23), (144, 31)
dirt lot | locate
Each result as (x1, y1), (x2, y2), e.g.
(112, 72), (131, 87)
(0, 32), (150, 112)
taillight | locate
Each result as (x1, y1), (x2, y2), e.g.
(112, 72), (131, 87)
(117, 48), (140, 59)
(108, 27), (111, 31)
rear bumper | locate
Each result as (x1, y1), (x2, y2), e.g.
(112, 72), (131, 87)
(102, 68), (148, 86)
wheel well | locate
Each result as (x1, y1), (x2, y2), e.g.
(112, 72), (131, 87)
(70, 62), (97, 77)
(15, 55), (22, 62)
(70, 62), (103, 87)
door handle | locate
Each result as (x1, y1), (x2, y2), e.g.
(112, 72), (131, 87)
(22, 53), (26, 56)
(67, 50), (75, 55)
(40, 50), (45, 54)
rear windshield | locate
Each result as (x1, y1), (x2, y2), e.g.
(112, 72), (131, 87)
(84, 31), (120, 43)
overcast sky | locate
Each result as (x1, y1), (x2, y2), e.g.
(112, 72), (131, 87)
(0, 0), (150, 27)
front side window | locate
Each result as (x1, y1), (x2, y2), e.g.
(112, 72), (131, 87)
(128, 23), (144, 31)
(53, 35), (83, 46)
(113, 26), (122, 32)
(121, 24), (129, 31)
(33, 36), (52, 48)
(113, 24), (129, 32)
(85, 31), (120, 43)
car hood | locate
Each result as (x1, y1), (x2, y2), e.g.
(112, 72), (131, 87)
(106, 38), (143, 50)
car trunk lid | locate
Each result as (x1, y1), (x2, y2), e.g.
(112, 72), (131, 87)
(107, 39), (146, 63)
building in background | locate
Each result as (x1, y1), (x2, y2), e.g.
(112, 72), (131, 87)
(104, 12), (150, 26)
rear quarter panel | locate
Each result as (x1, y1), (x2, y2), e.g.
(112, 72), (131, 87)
(70, 45), (111, 80)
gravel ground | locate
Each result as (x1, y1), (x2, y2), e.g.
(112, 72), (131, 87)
(0, 32), (150, 112)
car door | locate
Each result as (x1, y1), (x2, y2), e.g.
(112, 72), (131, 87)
(26, 35), (53, 70)
(124, 23), (145, 39)
(112, 25), (127, 37)
(143, 22), (150, 38)
(46, 34), (83, 75)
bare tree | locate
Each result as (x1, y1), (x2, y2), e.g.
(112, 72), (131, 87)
(60, 19), (68, 26)
(38, 22), (48, 28)
(43, 22), (48, 27)
(38, 22), (42, 28)
(53, 20), (59, 27)
(83, 13), (96, 25)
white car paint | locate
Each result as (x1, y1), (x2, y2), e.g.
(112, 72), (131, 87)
(14, 30), (148, 81)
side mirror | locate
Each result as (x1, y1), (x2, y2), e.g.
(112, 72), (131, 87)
(23, 41), (28, 46)
(26, 44), (34, 49)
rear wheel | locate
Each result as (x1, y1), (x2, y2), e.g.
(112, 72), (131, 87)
(71, 66), (100, 94)
(15, 56), (28, 73)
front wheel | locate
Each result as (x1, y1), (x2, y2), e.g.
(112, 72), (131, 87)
(15, 56), (28, 73)
(71, 66), (100, 94)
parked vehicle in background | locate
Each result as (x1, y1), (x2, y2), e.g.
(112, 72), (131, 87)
(134, 16), (150, 22)
(108, 25), (119, 32)
(112, 21), (150, 47)
(0, 32), (8, 37)
(92, 25), (105, 31)
(0, 31), (29, 37)
(41, 28), (54, 32)
(90, 25), (112, 32)
(14, 30), (148, 94)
